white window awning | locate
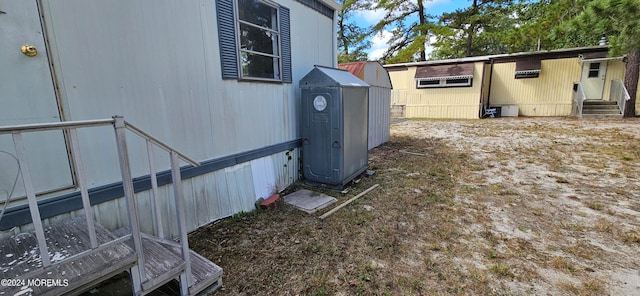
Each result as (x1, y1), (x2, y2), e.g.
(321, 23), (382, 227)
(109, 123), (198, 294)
(416, 75), (473, 81)
(514, 70), (541, 75)
(414, 63), (474, 81)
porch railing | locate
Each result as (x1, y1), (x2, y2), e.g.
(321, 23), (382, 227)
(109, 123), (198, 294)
(0, 115), (199, 292)
(571, 82), (587, 118)
(610, 79), (631, 115)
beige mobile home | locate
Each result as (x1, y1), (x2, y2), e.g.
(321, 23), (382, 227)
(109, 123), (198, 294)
(386, 58), (488, 119)
(385, 46), (637, 118)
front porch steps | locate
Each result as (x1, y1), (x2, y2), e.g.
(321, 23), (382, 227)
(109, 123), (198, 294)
(582, 100), (622, 118)
(0, 217), (222, 296)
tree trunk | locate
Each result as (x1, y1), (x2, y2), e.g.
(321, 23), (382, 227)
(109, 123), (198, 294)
(417, 0), (427, 61)
(465, 0), (478, 57)
(337, 10), (349, 56)
(623, 49), (639, 117)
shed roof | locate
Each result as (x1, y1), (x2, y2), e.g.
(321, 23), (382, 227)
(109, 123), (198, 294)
(338, 62), (366, 79)
(338, 61), (392, 88)
(299, 65), (369, 88)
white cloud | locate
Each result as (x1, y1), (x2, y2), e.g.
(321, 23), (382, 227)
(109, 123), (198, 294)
(368, 30), (393, 60)
(367, 32), (438, 61)
(424, 35), (437, 58)
(354, 9), (386, 24)
(424, 0), (453, 9)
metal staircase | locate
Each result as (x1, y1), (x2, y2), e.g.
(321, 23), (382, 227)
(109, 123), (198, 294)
(573, 79), (630, 118)
(0, 116), (222, 295)
(582, 100), (622, 117)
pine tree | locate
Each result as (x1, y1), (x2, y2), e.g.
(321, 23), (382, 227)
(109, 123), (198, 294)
(337, 0), (370, 63)
(370, 0), (436, 63)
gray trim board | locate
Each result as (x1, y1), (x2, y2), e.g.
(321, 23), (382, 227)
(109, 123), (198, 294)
(0, 138), (302, 230)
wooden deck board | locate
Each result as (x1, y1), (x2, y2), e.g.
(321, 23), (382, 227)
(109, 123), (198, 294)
(155, 241), (223, 295)
(0, 217), (136, 296)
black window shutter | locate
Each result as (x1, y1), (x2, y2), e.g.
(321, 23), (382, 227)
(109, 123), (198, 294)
(280, 6), (292, 83)
(216, 0), (239, 79)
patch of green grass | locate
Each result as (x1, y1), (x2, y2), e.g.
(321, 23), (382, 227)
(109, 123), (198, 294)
(486, 249), (498, 259)
(498, 189), (520, 196)
(562, 242), (596, 260)
(549, 256), (576, 273)
(490, 262), (514, 278)
(470, 164), (485, 171)
(560, 222), (586, 232)
(593, 218), (612, 233)
(622, 230), (640, 244)
(587, 202), (604, 211)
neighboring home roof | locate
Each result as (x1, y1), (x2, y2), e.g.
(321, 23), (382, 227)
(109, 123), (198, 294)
(383, 45), (614, 69)
(338, 61), (393, 88)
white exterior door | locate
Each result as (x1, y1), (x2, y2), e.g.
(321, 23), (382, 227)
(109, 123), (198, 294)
(0, 0), (73, 199)
(581, 61), (607, 100)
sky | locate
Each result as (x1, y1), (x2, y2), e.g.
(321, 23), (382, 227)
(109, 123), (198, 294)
(351, 0), (470, 60)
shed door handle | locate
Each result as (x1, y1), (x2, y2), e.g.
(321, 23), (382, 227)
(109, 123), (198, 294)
(332, 141), (341, 148)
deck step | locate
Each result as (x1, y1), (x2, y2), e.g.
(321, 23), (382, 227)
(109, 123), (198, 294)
(583, 100), (618, 105)
(582, 114), (624, 118)
(0, 217), (222, 296)
(582, 100), (621, 116)
(138, 234), (223, 295)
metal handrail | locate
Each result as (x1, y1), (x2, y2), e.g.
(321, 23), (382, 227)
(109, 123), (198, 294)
(610, 79), (631, 115)
(0, 115), (199, 293)
(124, 121), (199, 167)
(0, 118), (198, 167)
(572, 82), (587, 118)
(0, 118), (115, 133)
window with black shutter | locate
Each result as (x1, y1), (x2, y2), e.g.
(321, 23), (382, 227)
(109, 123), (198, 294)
(216, 0), (292, 83)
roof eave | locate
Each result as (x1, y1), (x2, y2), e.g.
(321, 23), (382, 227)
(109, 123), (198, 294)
(383, 45), (612, 68)
(319, 0), (341, 11)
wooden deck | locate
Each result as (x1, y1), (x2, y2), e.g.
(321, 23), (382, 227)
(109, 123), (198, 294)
(0, 217), (222, 296)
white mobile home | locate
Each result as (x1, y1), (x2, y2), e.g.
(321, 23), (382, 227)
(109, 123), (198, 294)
(0, 0), (340, 294)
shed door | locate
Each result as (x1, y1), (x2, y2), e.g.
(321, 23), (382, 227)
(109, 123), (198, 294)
(581, 61), (607, 100)
(0, 0), (73, 198)
(303, 91), (341, 184)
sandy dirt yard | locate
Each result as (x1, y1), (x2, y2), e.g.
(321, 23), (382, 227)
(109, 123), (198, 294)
(192, 116), (640, 296)
(391, 117), (640, 295)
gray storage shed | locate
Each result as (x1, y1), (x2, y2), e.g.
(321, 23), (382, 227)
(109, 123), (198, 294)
(339, 61), (392, 149)
(300, 66), (370, 187)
